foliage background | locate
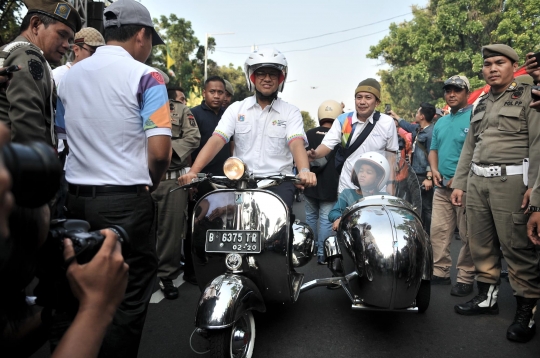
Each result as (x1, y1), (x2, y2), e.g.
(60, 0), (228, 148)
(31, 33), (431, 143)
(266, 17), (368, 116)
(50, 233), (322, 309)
(369, 0), (540, 119)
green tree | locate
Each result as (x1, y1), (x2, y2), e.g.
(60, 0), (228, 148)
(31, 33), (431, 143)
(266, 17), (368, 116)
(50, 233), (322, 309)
(150, 14), (212, 96)
(301, 111), (316, 131)
(368, 0), (540, 116)
(0, 0), (23, 46)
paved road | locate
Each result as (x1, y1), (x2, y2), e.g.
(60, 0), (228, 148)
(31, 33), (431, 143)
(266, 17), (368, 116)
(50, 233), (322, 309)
(32, 198), (540, 357)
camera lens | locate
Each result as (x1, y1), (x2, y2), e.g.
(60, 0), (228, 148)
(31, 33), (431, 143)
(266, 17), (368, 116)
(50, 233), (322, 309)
(2, 142), (62, 208)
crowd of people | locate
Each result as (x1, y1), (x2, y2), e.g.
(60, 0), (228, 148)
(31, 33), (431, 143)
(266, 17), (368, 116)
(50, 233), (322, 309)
(1, 0), (540, 357)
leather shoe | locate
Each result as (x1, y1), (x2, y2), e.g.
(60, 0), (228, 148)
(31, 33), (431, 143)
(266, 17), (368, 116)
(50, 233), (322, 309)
(507, 296), (537, 343)
(454, 282), (499, 316)
(160, 278), (178, 300)
(450, 283), (473, 297)
(431, 275), (451, 285)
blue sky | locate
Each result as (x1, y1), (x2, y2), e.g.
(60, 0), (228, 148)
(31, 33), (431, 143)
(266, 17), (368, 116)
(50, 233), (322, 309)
(142, 0), (423, 119)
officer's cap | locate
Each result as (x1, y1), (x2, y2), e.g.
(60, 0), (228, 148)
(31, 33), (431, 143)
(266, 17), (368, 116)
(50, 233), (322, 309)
(103, 0), (164, 46)
(74, 27), (105, 47)
(23, 0), (82, 33)
(443, 75), (470, 91)
(224, 80), (234, 96)
(482, 44), (519, 63)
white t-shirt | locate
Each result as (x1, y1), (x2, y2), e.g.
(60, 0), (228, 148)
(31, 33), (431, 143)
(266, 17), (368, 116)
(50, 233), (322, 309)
(55, 46), (172, 186)
(52, 63), (72, 155)
(52, 62), (71, 87)
(213, 96), (307, 176)
(322, 110), (398, 192)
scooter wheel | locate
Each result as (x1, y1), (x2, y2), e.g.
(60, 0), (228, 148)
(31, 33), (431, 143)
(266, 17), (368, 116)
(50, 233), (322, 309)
(208, 310), (256, 358)
(416, 279), (431, 313)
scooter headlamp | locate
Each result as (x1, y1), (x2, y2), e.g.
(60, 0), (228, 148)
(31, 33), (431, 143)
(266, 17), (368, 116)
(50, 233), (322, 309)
(223, 157), (247, 180)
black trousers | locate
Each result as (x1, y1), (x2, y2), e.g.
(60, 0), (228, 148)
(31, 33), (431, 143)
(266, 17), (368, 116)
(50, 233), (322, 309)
(65, 189), (157, 358)
(417, 174), (434, 236)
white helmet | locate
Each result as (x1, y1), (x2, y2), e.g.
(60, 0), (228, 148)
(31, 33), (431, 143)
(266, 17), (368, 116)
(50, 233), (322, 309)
(244, 47), (288, 92)
(351, 152), (390, 191)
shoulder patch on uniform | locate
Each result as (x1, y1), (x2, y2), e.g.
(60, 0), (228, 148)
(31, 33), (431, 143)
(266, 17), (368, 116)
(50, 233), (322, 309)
(28, 59), (43, 80)
(512, 86), (524, 99)
(151, 71), (164, 85)
(25, 50), (45, 63)
(188, 114), (196, 127)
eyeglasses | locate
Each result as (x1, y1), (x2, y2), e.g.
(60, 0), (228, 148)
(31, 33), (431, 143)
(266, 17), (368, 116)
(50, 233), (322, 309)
(77, 44), (96, 55)
(254, 70), (279, 80)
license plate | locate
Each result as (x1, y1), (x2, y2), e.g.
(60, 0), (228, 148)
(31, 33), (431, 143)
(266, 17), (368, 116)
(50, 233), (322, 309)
(205, 230), (262, 253)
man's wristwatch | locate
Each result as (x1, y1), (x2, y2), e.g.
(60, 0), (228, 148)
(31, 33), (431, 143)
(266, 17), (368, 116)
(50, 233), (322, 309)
(426, 175), (433, 180)
(299, 168), (310, 174)
(528, 205), (540, 212)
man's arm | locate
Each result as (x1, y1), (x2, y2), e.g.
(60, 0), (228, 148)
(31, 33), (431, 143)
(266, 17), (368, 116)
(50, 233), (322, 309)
(173, 106), (200, 163)
(428, 150), (442, 187)
(398, 120), (419, 137)
(307, 144), (332, 160)
(178, 135), (227, 185)
(148, 135), (171, 192)
(290, 139), (316, 188)
(4, 49), (50, 143)
(53, 230), (128, 358)
(309, 117), (342, 160)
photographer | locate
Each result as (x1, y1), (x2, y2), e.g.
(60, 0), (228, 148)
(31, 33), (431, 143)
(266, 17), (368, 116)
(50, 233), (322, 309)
(52, 230), (128, 358)
(525, 52), (540, 112)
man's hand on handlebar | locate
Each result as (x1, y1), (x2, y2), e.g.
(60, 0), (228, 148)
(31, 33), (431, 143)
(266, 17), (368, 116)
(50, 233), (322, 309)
(295, 170), (317, 190)
(178, 172), (198, 186)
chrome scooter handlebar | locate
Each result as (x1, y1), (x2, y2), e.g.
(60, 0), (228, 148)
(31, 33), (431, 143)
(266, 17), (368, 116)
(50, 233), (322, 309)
(170, 173), (299, 193)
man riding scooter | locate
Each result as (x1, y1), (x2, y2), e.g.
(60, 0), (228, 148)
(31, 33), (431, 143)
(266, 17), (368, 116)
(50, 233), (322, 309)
(178, 47), (316, 204)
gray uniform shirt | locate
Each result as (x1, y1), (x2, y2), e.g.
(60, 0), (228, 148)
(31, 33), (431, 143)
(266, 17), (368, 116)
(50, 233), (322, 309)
(453, 81), (540, 193)
(169, 100), (200, 170)
(0, 36), (54, 145)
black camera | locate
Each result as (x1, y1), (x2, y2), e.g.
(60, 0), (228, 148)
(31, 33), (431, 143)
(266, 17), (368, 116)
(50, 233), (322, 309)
(2, 141), (62, 208)
(532, 85), (540, 102)
(49, 219), (130, 264)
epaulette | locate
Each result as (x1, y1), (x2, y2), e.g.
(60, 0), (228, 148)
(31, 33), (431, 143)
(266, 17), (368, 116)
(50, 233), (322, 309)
(0, 41), (45, 67)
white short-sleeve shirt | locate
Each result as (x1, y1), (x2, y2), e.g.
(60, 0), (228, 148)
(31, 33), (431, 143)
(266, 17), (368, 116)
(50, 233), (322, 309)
(213, 96), (307, 176)
(55, 46), (172, 186)
(322, 110), (398, 192)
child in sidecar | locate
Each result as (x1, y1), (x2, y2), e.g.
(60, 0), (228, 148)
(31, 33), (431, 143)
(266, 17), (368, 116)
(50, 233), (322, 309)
(328, 152), (390, 231)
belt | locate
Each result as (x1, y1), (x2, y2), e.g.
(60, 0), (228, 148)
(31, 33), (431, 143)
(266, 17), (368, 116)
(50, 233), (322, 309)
(162, 167), (190, 181)
(68, 184), (146, 197)
(470, 163), (523, 177)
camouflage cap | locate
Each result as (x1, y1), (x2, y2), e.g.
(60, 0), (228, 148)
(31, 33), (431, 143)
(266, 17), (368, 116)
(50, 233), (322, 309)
(74, 27), (105, 47)
(443, 75), (471, 91)
(482, 44), (519, 63)
(23, 0), (82, 32)
(224, 79), (234, 96)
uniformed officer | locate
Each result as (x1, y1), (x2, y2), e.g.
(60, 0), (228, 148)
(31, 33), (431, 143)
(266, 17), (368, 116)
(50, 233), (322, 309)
(222, 79), (234, 109)
(451, 44), (540, 343)
(0, 0), (81, 145)
(153, 76), (201, 299)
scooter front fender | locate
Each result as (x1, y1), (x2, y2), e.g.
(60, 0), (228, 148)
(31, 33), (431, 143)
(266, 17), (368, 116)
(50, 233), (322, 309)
(195, 274), (266, 330)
